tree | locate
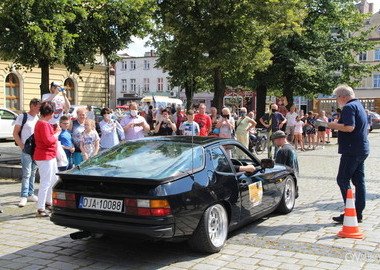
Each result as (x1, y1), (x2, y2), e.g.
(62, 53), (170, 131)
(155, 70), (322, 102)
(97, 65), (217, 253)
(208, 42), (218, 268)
(252, 0), (380, 117)
(0, 0), (153, 94)
(152, 0), (306, 111)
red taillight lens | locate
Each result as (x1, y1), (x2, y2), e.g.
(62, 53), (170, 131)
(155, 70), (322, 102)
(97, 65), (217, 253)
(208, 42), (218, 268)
(124, 199), (171, 216)
(150, 208), (171, 216)
(52, 192), (76, 208)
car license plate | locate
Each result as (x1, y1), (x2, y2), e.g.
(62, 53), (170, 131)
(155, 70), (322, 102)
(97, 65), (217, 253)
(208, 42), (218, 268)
(78, 196), (123, 213)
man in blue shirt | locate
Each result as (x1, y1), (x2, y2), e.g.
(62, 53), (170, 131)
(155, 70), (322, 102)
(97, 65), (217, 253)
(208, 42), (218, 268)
(328, 85), (369, 223)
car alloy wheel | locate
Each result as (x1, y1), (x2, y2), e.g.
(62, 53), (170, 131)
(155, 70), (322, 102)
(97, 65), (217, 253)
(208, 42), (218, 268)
(208, 204), (228, 248)
(276, 176), (296, 214)
(188, 203), (228, 253)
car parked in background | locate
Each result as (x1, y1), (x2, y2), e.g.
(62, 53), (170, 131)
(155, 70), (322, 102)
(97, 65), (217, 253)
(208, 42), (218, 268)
(51, 136), (298, 253)
(369, 111), (380, 130)
(0, 108), (18, 140)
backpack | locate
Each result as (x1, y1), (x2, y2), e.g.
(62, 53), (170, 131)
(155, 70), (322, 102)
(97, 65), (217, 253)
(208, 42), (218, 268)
(23, 134), (36, 157)
(14, 113), (28, 146)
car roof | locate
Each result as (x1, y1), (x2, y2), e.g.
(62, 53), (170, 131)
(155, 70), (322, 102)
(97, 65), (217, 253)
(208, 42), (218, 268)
(0, 108), (18, 116)
(133, 136), (235, 147)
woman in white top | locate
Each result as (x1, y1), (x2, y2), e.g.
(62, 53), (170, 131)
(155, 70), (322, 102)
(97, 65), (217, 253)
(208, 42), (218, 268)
(216, 107), (235, 138)
(294, 116), (305, 151)
(316, 110), (328, 149)
(99, 108), (125, 150)
(285, 105), (298, 144)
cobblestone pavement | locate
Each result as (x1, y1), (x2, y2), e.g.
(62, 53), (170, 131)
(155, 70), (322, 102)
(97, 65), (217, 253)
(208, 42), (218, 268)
(0, 131), (379, 270)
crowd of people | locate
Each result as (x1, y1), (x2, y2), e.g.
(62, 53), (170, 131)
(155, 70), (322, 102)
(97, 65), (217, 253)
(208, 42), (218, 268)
(5, 81), (370, 223)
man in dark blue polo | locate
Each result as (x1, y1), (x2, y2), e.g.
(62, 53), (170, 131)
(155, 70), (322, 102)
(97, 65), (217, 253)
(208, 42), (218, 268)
(328, 85), (369, 223)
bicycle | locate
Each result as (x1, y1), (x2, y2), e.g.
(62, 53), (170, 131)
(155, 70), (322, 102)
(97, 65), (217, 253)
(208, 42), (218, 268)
(248, 128), (268, 155)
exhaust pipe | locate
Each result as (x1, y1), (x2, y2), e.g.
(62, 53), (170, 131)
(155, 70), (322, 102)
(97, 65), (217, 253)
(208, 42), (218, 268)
(70, 231), (91, 240)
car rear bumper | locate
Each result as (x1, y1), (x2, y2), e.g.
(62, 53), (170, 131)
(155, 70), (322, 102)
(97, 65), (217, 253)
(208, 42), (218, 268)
(51, 213), (175, 239)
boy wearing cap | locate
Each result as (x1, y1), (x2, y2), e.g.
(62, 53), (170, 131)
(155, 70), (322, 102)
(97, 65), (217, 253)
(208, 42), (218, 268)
(272, 130), (299, 175)
(42, 81), (70, 125)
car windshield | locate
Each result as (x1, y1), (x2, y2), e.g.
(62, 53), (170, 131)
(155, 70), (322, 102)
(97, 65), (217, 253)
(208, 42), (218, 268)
(70, 141), (204, 179)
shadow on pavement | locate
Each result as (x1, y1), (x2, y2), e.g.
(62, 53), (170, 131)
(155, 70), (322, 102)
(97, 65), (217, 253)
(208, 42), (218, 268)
(236, 220), (336, 237)
(0, 234), (207, 269)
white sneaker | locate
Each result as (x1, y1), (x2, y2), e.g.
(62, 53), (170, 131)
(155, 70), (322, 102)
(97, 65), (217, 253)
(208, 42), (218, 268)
(18, 197), (27, 207)
(27, 195), (38, 202)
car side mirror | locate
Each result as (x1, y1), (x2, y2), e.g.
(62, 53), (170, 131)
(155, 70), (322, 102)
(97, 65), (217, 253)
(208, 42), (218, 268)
(261, 158), (274, 169)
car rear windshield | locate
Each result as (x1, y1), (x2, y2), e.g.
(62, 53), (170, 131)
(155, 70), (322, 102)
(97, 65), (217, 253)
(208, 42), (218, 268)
(72, 141), (204, 179)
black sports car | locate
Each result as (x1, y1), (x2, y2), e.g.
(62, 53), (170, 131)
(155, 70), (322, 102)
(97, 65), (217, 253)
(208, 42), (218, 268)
(51, 136), (298, 253)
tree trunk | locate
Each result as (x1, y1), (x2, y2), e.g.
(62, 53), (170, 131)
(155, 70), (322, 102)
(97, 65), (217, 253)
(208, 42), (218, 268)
(39, 59), (50, 96)
(283, 86), (294, 110)
(211, 67), (225, 111)
(256, 83), (267, 126)
(185, 78), (195, 111)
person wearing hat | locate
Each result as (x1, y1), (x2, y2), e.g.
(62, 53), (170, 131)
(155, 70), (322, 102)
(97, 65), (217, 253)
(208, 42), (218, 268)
(272, 130), (299, 175)
(42, 81), (70, 125)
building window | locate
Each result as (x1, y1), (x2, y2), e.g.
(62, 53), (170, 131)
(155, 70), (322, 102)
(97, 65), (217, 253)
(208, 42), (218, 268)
(144, 60), (150, 70)
(358, 51), (367, 61)
(121, 61), (128, 70)
(121, 79), (127, 92)
(143, 78), (150, 92)
(130, 60), (136, 70)
(130, 79), (136, 93)
(64, 78), (75, 104)
(5, 73), (20, 110)
(375, 48), (380, 61)
(374, 75), (380, 88)
(157, 78), (164, 92)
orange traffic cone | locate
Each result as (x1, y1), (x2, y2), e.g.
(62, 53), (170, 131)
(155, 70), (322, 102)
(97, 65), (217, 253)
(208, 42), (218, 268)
(337, 189), (364, 239)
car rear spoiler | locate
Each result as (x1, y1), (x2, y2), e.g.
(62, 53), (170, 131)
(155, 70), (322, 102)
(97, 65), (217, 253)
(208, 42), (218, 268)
(56, 173), (179, 186)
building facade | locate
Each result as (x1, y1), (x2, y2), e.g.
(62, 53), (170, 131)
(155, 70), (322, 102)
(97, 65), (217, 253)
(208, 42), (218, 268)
(355, 0), (380, 98)
(1, 57), (109, 112)
(115, 51), (180, 106)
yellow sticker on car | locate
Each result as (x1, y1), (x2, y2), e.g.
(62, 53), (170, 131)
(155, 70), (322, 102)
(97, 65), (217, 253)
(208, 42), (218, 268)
(249, 181), (263, 206)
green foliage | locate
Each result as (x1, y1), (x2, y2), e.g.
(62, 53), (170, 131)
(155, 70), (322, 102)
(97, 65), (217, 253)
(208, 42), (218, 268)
(0, 0), (154, 92)
(252, 0), (380, 102)
(152, 0), (306, 109)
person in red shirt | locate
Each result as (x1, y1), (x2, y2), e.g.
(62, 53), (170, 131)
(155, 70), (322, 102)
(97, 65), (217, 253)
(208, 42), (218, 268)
(34, 101), (61, 217)
(194, 103), (212, 136)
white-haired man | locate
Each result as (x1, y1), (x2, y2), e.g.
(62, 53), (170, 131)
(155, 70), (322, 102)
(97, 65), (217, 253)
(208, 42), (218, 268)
(328, 85), (369, 223)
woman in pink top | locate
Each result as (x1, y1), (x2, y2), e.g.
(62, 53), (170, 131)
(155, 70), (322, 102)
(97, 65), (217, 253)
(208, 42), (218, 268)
(34, 101), (60, 217)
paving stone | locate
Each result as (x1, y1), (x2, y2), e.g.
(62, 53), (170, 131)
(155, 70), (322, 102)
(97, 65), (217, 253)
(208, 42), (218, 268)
(191, 263), (220, 270)
(277, 263), (302, 270)
(316, 262), (340, 270)
(257, 260), (281, 268)
(225, 261), (257, 269)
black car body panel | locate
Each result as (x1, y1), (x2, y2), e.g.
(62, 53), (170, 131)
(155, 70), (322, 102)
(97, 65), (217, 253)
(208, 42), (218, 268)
(51, 136), (297, 240)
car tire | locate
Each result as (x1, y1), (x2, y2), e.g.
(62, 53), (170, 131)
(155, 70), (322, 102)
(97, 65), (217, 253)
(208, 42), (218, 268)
(188, 203), (228, 253)
(276, 176), (296, 214)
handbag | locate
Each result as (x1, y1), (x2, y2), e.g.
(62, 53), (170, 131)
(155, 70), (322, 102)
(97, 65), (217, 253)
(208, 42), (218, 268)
(23, 134), (36, 157)
(57, 141), (68, 167)
(213, 128), (220, 134)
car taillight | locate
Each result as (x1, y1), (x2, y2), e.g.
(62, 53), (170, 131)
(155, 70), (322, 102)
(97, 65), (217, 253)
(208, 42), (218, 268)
(53, 192), (76, 208)
(124, 199), (171, 216)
